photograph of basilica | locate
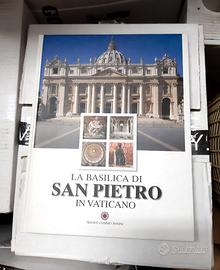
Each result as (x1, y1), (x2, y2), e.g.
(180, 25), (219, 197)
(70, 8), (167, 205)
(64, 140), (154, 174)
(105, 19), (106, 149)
(40, 38), (183, 120)
(35, 34), (185, 151)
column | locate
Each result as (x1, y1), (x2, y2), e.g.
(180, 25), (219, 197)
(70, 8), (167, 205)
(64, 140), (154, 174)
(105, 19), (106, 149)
(57, 83), (65, 116)
(121, 84), (126, 113)
(139, 83), (143, 115)
(113, 84), (117, 113)
(100, 84), (104, 113)
(171, 82), (178, 120)
(73, 84), (79, 114)
(42, 81), (48, 106)
(170, 102), (174, 119)
(86, 84), (92, 113)
(152, 83), (159, 118)
(127, 84), (131, 113)
(91, 84), (96, 113)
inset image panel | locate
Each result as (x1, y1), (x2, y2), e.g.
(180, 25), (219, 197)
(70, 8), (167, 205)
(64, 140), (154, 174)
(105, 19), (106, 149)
(109, 142), (133, 168)
(110, 116), (134, 140)
(81, 142), (106, 167)
(83, 116), (107, 139)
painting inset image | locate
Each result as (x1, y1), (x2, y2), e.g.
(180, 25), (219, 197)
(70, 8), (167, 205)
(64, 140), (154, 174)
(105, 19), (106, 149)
(109, 143), (133, 168)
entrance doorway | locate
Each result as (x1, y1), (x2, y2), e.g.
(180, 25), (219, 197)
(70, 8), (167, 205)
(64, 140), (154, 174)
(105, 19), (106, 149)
(105, 102), (112, 113)
(131, 103), (138, 113)
(49, 96), (57, 117)
(79, 103), (85, 113)
(162, 98), (170, 119)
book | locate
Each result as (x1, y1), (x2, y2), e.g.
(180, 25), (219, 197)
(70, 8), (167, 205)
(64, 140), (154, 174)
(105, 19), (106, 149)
(12, 24), (212, 268)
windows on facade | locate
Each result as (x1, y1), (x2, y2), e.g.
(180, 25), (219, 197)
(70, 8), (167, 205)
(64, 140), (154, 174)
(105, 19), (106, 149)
(52, 67), (58, 74)
(146, 86), (151, 95)
(117, 85), (122, 96)
(105, 85), (112, 94)
(79, 84), (87, 94)
(131, 85), (139, 94)
(81, 67), (87, 74)
(132, 67), (138, 74)
(96, 88), (101, 95)
(49, 84), (57, 94)
(163, 66), (169, 74)
(163, 84), (169, 95)
(69, 69), (74, 74)
(146, 69), (151, 74)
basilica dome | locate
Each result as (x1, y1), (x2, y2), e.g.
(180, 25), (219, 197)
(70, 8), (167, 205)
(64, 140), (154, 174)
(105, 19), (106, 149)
(96, 39), (127, 65)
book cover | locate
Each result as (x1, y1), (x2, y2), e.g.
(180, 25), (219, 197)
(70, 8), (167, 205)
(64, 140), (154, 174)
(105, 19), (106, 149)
(21, 28), (194, 241)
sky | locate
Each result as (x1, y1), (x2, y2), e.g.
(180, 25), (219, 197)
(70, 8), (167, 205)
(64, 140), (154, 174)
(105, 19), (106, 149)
(39, 34), (183, 89)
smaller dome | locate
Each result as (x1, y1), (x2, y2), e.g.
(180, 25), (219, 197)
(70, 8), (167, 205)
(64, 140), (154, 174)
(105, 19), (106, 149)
(96, 39), (127, 65)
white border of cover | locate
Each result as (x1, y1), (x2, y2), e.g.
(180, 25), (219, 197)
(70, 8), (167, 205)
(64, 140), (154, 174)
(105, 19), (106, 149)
(20, 25), (193, 240)
(23, 24), (192, 229)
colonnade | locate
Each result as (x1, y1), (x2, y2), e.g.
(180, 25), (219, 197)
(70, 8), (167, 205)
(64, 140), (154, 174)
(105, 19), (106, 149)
(72, 83), (155, 115)
(45, 81), (178, 120)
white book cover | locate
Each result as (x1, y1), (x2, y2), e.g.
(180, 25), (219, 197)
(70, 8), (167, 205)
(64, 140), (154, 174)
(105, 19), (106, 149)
(20, 25), (194, 241)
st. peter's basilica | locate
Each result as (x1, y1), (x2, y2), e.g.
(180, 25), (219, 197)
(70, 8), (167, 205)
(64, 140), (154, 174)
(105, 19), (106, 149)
(40, 39), (183, 121)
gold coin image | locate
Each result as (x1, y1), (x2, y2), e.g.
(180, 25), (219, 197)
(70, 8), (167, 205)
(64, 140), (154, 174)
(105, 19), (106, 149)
(82, 143), (105, 166)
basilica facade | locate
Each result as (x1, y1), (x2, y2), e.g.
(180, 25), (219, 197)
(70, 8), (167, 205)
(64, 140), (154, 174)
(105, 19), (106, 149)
(40, 39), (183, 121)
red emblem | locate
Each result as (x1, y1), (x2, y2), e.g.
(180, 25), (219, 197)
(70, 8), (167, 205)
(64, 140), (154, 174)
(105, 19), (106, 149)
(101, 212), (109, 220)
